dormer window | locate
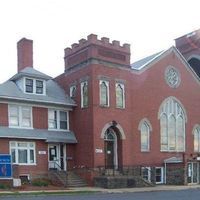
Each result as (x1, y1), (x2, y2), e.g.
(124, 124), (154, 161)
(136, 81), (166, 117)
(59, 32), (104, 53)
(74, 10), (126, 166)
(25, 78), (33, 93)
(24, 78), (45, 95)
(36, 80), (44, 94)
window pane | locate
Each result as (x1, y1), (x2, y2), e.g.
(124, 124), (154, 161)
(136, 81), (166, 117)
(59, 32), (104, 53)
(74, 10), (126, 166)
(194, 129), (199, 152)
(160, 114), (168, 150)
(9, 106), (19, 126)
(22, 107), (31, 127)
(36, 80), (43, 94)
(18, 149), (28, 163)
(116, 84), (124, 108)
(168, 115), (176, 150)
(100, 81), (108, 106)
(10, 117), (19, 126)
(141, 123), (149, 151)
(11, 149), (16, 163)
(177, 116), (185, 151)
(30, 149), (34, 163)
(18, 142), (27, 147)
(48, 110), (57, 129)
(70, 86), (76, 98)
(82, 82), (88, 107)
(25, 79), (33, 93)
(60, 111), (67, 130)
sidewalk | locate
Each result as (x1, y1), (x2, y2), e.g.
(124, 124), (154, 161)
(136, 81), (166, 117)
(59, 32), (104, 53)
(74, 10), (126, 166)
(0, 185), (200, 195)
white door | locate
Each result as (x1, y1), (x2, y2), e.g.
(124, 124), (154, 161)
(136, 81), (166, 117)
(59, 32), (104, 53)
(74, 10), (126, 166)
(48, 144), (60, 170)
(48, 144), (66, 170)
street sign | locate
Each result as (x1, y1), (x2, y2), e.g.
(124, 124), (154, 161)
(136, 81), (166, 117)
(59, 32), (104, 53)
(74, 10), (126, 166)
(0, 154), (12, 178)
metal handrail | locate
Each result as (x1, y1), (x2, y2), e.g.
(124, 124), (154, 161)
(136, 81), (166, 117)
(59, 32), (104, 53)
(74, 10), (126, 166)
(49, 159), (63, 171)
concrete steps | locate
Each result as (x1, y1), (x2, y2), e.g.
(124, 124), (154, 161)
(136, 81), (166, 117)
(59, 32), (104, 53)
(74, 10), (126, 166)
(48, 170), (88, 187)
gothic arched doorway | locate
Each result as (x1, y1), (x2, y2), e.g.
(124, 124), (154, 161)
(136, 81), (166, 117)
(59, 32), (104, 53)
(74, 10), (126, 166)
(104, 127), (123, 169)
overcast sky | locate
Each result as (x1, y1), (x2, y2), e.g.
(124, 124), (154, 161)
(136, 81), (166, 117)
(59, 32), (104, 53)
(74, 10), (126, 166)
(0, 0), (199, 83)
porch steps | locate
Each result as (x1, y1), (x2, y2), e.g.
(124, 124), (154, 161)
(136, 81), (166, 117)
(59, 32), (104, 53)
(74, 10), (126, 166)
(48, 170), (88, 187)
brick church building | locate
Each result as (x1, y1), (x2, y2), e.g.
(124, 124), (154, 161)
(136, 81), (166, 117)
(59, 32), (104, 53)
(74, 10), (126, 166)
(0, 29), (200, 187)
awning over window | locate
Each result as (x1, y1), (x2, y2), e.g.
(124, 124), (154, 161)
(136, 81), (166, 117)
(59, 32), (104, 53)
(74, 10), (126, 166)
(0, 126), (77, 144)
(164, 156), (183, 164)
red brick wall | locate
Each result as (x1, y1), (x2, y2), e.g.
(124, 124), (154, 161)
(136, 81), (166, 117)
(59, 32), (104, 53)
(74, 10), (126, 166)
(0, 138), (48, 178)
(0, 103), (8, 126)
(56, 47), (200, 169)
(32, 107), (48, 129)
(56, 66), (94, 168)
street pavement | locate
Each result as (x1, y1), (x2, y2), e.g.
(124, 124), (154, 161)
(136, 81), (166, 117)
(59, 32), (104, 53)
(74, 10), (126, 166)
(1, 184), (200, 195)
(1, 187), (200, 200)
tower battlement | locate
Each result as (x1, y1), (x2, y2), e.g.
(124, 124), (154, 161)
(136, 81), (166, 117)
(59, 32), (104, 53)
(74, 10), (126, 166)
(64, 34), (131, 69)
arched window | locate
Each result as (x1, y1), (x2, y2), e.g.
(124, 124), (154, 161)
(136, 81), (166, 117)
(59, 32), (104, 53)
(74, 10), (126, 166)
(193, 125), (200, 152)
(81, 81), (88, 108)
(100, 80), (109, 106)
(116, 83), (125, 108)
(138, 119), (152, 152)
(159, 97), (186, 151)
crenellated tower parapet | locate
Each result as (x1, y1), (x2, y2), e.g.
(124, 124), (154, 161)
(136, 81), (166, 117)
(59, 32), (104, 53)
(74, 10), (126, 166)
(64, 34), (131, 70)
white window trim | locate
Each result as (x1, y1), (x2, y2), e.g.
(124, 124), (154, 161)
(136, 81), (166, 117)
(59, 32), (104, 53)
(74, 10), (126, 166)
(155, 167), (164, 184)
(115, 83), (125, 109)
(8, 105), (33, 129)
(81, 81), (88, 108)
(99, 80), (109, 107)
(9, 141), (36, 165)
(24, 77), (46, 95)
(141, 167), (151, 182)
(48, 109), (69, 131)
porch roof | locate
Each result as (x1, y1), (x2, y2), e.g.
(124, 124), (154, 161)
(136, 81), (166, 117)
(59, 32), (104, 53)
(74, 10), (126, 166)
(0, 126), (77, 144)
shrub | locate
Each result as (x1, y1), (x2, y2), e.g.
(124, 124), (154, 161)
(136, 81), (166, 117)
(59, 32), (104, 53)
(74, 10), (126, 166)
(0, 183), (9, 189)
(31, 179), (49, 187)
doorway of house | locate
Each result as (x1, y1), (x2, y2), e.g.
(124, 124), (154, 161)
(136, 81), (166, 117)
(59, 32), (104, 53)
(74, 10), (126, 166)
(48, 144), (66, 170)
(104, 128), (118, 169)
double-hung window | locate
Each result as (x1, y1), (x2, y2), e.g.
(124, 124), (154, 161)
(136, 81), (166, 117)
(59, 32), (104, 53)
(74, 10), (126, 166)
(25, 78), (45, 95)
(10, 141), (35, 165)
(36, 80), (44, 94)
(9, 105), (32, 128)
(25, 78), (33, 93)
(48, 110), (68, 130)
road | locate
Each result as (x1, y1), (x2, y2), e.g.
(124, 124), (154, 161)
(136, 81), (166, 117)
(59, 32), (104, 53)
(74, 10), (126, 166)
(1, 189), (200, 200)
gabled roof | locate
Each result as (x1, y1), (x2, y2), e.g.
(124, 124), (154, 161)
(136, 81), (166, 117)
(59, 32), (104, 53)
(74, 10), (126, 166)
(131, 51), (165, 70)
(131, 46), (200, 83)
(10, 67), (51, 81)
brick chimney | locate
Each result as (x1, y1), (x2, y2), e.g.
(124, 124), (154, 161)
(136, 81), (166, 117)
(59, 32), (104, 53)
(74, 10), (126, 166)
(17, 38), (33, 72)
